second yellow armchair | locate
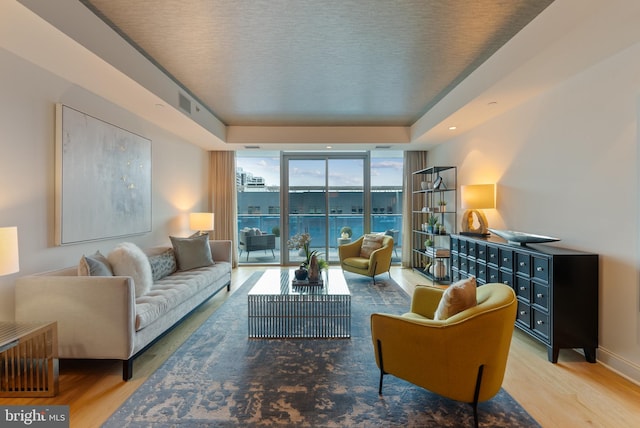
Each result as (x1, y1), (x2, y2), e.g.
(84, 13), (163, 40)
(338, 234), (394, 284)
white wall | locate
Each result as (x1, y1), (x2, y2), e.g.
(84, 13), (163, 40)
(428, 40), (640, 382)
(0, 48), (210, 320)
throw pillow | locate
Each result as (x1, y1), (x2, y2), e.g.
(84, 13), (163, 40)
(170, 234), (214, 271)
(360, 234), (385, 258)
(434, 276), (478, 320)
(147, 248), (177, 281)
(78, 251), (113, 276)
(108, 242), (153, 297)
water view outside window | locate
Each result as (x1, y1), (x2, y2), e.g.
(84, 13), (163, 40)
(237, 151), (403, 264)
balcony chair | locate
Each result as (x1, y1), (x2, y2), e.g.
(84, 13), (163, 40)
(370, 280), (517, 427)
(338, 234), (394, 283)
(238, 229), (276, 261)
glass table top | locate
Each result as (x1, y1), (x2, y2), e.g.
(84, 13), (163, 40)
(248, 269), (350, 296)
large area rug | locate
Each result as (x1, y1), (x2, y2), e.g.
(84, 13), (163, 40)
(104, 271), (539, 427)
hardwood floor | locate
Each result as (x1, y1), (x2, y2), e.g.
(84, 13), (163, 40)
(2, 266), (639, 427)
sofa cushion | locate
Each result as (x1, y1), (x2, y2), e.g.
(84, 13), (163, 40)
(78, 251), (113, 276)
(170, 234), (214, 271)
(134, 263), (229, 330)
(147, 248), (177, 281)
(108, 242), (153, 297)
(360, 234), (385, 258)
(434, 276), (477, 320)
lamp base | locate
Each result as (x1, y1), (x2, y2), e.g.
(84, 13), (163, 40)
(460, 209), (490, 236)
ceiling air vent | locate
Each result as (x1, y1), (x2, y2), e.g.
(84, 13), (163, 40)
(244, 145), (261, 149)
(375, 145), (392, 149)
(178, 93), (191, 114)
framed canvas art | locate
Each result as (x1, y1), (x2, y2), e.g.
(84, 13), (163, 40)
(55, 104), (152, 245)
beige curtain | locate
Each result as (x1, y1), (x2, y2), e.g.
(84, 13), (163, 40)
(210, 151), (238, 267)
(402, 151), (428, 267)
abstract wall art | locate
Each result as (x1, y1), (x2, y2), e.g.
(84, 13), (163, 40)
(55, 104), (152, 245)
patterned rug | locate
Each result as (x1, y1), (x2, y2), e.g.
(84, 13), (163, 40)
(104, 271), (539, 427)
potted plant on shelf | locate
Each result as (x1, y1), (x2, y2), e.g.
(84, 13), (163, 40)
(438, 199), (447, 212)
(427, 215), (438, 234)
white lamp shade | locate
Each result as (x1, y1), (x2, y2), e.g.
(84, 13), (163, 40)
(461, 184), (496, 210)
(0, 226), (19, 276)
(189, 213), (214, 231)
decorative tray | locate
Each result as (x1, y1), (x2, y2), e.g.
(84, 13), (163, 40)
(292, 278), (324, 287)
(488, 229), (560, 246)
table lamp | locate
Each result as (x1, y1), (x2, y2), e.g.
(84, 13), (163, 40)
(460, 184), (495, 236)
(0, 226), (20, 276)
(189, 212), (214, 237)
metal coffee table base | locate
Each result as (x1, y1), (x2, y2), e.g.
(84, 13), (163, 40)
(248, 270), (351, 338)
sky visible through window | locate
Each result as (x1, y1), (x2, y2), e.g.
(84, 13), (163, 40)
(237, 153), (403, 187)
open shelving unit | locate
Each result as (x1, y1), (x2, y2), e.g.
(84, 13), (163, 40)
(411, 166), (457, 283)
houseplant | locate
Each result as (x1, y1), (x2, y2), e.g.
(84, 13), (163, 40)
(340, 226), (352, 239)
(427, 215), (438, 234)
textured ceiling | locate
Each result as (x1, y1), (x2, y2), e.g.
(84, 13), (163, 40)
(81, 0), (554, 127)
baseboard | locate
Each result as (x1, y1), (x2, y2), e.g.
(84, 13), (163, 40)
(596, 347), (640, 386)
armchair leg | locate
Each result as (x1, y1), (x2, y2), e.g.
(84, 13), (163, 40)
(471, 364), (485, 428)
(376, 339), (386, 394)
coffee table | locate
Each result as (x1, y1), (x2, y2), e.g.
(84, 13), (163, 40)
(248, 269), (351, 338)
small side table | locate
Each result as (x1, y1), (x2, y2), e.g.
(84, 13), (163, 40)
(0, 321), (59, 397)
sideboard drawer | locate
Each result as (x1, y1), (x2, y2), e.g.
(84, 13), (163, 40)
(516, 253), (531, 276)
(516, 276), (531, 301)
(533, 282), (549, 311)
(533, 310), (550, 339)
(488, 246), (499, 266)
(533, 256), (550, 282)
(500, 249), (513, 270)
(517, 301), (531, 328)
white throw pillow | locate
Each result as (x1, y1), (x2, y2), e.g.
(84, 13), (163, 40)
(108, 242), (153, 297)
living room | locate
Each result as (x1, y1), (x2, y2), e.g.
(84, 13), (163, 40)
(1, 0), (640, 426)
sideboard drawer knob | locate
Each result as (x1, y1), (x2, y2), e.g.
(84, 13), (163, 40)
(520, 310), (527, 315)
(536, 293), (544, 298)
(519, 286), (526, 291)
(537, 320), (544, 325)
(537, 267), (544, 272)
(519, 262), (526, 267)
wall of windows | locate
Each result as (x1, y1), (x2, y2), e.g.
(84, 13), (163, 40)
(237, 151), (403, 265)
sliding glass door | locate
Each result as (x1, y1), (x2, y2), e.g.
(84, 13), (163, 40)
(284, 153), (367, 265)
(236, 150), (403, 265)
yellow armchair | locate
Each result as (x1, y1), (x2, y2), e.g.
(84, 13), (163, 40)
(370, 283), (517, 427)
(338, 234), (394, 283)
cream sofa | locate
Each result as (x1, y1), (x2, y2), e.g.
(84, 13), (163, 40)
(15, 239), (232, 381)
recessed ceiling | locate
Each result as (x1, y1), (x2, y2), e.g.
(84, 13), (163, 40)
(81, 0), (554, 127)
